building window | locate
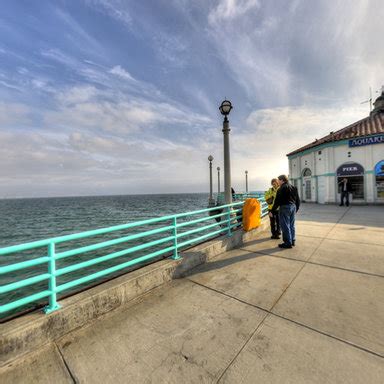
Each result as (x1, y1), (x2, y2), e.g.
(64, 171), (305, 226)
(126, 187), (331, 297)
(318, 151), (322, 155)
(348, 151), (351, 158)
(302, 168), (312, 201)
(375, 160), (384, 199)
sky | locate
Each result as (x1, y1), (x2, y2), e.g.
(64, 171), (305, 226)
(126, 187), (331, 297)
(0, 0), (383, 198)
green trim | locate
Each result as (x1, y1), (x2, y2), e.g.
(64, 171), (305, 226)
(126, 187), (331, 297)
(318, 172), (336, 177)
(292, 173), (335, 179)
(287, 140), (350, 159)
(365, 170), (374, 174)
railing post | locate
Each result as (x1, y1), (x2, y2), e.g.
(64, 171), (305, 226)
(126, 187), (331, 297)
(172, 217), (180, 260)
(44, 242), (61, 314)
(227, 206), (232, 237)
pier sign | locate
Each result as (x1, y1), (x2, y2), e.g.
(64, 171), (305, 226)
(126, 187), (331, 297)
(349, 134), (384, 148)
(337, 163), (364, 176)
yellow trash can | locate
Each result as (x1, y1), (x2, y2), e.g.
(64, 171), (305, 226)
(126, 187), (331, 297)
(242, 198), (261, 231)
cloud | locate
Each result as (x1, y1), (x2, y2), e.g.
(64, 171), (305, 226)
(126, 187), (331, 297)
(84, 0), (132, 27)
(152, 31), (189, 67)
(0, 80), (23, 92)
(0, 125), (216, 197)
(40, 48), (79, 68)
(0, 102), (31, 126)
(45, 94), (211, 136)
(109, 65), (136, 81)
(229, 103), (369, 190)
(206, 0), (384, 109)
(208, 0), (260, 23)
(56, 85), (99, 105)
(1, 0), (383, 197)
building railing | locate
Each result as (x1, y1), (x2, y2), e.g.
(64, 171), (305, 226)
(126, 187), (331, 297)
(0, 198), (268, 317)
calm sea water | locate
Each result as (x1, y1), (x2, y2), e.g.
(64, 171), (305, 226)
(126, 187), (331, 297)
(0, 193), (210, 247)
(0, 193), (218, 318)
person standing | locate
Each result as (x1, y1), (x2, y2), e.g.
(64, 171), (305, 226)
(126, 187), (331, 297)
(338, 178), (352, 206)
(265, 178), (280, 239)
(270, 175), (300, 249)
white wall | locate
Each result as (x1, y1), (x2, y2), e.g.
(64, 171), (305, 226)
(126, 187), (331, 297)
(372, 145), (384, 166)
(317, 176), (326, 203)
(288, 142), (384, 204)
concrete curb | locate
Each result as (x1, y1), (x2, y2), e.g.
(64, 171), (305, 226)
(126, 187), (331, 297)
(0, 219), (268, 367)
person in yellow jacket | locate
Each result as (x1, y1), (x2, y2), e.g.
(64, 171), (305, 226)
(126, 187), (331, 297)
(265, 178), (281, 239)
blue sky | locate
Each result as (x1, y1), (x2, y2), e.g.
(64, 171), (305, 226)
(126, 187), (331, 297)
(0, 0), (383, 197)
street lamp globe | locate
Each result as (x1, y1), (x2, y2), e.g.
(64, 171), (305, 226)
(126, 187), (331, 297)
(245, 170), (248, 174)
(219, 100), (232, 116)
(217, 166), (220, 171)
(208, 155), (214, 162)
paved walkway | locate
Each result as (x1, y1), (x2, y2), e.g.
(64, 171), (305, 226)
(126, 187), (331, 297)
(2, 204), (384, 383)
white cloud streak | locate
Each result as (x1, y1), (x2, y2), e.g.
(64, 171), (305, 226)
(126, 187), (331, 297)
(109, 65), (136, 81)
(208, 0), (260, 23)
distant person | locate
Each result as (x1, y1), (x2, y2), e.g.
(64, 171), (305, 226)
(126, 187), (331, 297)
(270, 175), (300, 249)
(231, 187), (236, 200)
(265, 178), (280, 239)
(338, 178), (352, 206)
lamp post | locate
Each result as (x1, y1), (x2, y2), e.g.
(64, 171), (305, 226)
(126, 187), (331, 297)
(217, 166), (221, 199)
(245, 170), (248, 194)
(219, 100), (233, 204)
(208, 155), (215, 206)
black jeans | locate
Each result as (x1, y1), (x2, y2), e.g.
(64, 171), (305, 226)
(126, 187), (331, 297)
(269, 210), (281, 236)
(340, 191), (349, 206)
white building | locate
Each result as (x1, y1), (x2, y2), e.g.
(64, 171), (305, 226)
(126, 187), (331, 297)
(287, 91), (384, 204)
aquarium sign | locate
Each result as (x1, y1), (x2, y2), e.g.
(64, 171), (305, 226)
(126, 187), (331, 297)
(349, 134), (384, 148)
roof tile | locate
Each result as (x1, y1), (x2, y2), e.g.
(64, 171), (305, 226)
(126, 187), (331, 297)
(287, 111), (384, 156)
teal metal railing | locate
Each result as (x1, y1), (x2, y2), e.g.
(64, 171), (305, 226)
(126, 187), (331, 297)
(0, 199), (268, 317)
(216, 191), (264, 204)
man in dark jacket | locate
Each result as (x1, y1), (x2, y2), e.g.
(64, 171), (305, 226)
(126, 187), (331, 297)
(270, 175), (300, 249)
(338, 178), (352, 206)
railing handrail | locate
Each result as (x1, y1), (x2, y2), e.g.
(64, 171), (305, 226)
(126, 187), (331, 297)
(0, 198), (268, 316)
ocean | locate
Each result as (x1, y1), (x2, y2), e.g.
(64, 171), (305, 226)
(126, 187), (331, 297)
(0, 193), (210, 248)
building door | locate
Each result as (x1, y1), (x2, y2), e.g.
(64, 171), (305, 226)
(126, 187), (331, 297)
(336, 162), (365, 201)
(317, 177), (326, 204)
(374, 160), (384, 201)
(302, 168), (312, 201)
(305, 179), (311, 200)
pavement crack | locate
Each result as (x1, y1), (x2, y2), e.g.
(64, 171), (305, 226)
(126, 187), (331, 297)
(54, 342), (78, 384)
(236, 248), (384, 278)
(188, 278), (384, 360)
(268, 205), (354, 312)
(215, 312), (269, 383)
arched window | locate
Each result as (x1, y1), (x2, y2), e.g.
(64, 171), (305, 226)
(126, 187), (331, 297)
(302, 168), (312, 200)
(374, 160), (384, 199)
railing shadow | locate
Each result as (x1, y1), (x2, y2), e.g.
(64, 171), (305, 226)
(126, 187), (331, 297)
(178, 238), (281, 278)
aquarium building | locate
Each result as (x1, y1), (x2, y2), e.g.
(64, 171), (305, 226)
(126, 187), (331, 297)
(287, 90), (384, 204)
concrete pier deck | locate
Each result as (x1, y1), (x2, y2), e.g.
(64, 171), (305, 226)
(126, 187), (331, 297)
(1, 204), (383, 383)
